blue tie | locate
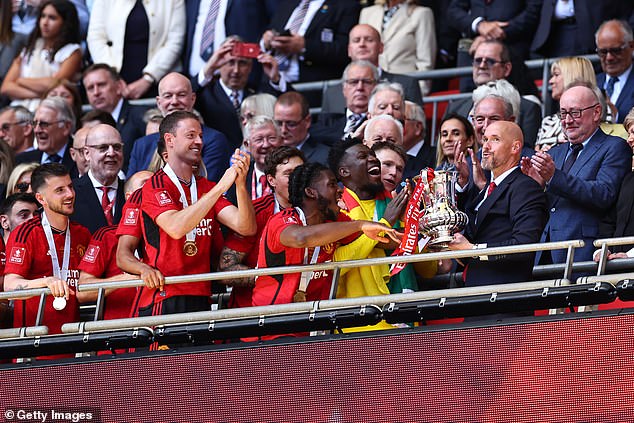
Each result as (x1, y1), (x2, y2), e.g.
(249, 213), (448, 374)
(47, 154), (62, 163)
(606, 77), (618, 98)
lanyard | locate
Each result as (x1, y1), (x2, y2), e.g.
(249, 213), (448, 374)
(41, 211), (71, 281)
(163, 164), (198, 243)
(295, 207), (320, 293)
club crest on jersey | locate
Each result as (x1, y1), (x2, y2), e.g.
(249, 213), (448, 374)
(9, 247), (25, 264)
(124, 208), (139, 225)
(284, 216), (299, 225)
(83, 245), (100, 263)
(155, 190), (173, 206)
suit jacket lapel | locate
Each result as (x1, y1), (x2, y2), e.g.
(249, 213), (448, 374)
(304, 0), (329, 37)
(114, 178), (126, 223)
(474, 168), (517, 232)
(615, 69), (634, 111)
(117, 100), (129, 128)
(382, 6), (407, 43)
(569, 131), (603, 176)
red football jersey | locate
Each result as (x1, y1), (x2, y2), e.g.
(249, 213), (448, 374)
(5, 215), (91, 334)
(224, 193), (276, 308)
(79, 225), (137, 320)
(138, 170), (231, 309)
(116, 188), (143, 239)
(252, 208), (343, 307)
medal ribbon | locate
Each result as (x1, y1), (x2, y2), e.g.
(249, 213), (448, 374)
(295, 207), (320, 293)
(163, 164), (198, 245)
(41, 211), (71, 281)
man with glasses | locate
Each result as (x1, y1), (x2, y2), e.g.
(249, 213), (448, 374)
(70, 124), (126, 234)
(69, 126), (90, 178)
(444, 40), (541, 148)
(521, 82), (631, 264)
(596, 20), (634, 123)
(273, 91), (329, 166)
(0, 106), (34, 155)
(15, 98), (78, 178)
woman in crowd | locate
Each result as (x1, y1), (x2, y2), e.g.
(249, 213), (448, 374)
(435, 113), (476, 171)
(87, 0), (185, 99)
(5, 162), (38, 198)
(0, 0), (81, 111)
(43, 78), (81, 128)
(359, 0), (436, 94)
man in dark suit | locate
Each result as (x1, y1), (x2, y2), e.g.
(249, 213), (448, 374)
(274, 91), (329, 166)
(522, 83), (632, 264)
(82, 64), (148, 171)
(445, 40), (542, 148)
(402, 101), (435, 180)
(450, 121), (548, 286)
(262, 0), (360, 85)
(15, 98), (78, 178)
(126, 72), (231, 182)
(321, 24), (422, 114)
(192, 37), (288, 150)
(71, 125), (126, 234)
(595, 20), (634, 124)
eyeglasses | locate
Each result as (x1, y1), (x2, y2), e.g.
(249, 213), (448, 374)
(274, 118), (306, 129)
(557, 104), (599, 119)
(473, 57), (505, 67)
(0, 121), (28, 132)
(33, 120), (64, 129)
(84, 143), (124, 153)
(596, 45), (630, 57)
(15, 182), (30, 193)
(250, 136), (278, 145)
(344, 78), (376, 86)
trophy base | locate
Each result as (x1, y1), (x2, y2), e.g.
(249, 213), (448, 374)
(427, 230), (454, 250)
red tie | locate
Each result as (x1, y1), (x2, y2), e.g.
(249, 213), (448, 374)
(100, 186), (114, 225)
(259, 174), (271, 197)
(486, 182), (496, 196)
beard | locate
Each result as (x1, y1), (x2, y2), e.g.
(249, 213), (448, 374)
(364, 180), (385, 196)
(317, 194), (338, 221)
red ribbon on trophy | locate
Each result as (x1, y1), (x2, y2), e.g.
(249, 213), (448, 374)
(389, 168), (432, 276)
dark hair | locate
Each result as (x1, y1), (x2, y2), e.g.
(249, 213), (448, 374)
(276, 91), (310, 118)
(263, 146), (306, 177)
(289, 162), (329, 208)
(82, 63), (121, 82)
(327, 137), (363, 180)
(0, 0), (14, 44)
(159, 110), (199, 142)
(372, 141), (407, 164)
(44, 78), (82, 126)
(24, 0), (80, 63)
(30, 163), (69, 193)
(439, 113), (476, 140)
(80, 109), (117, 128)
(0, 193), (39, 216)
(478, 39), (511, 63)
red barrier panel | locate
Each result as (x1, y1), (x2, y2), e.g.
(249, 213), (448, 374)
(2, 311), (634, 422)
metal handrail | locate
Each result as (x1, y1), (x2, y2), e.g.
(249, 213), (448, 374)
(0, 326), (48, 339)
(593, 236), (634, 277)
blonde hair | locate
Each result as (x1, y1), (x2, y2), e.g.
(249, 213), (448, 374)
(551, 57), (597, 91)
(624, 107), (634, 132)
(0, 140), (15, 185)
(5, 162), (39, 198)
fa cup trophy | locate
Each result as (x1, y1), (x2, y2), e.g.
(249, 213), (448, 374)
(418, 169), (468, 248)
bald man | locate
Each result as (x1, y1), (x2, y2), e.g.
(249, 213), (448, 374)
(450, 121), (548, 286)
(70, 126), (90, 177)
(70, 124), (127, 233)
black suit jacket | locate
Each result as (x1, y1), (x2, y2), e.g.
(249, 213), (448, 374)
(403, 143), (436, 181)
(458, 167), (548, 286)
(599, 172), (634, 253)
(321, 70), (423, 114)
(300, 133), (330, 166)
(268, 0), (360, 82)
(311, 111), (368, 146)
(597, 70), (634, 124)
(15, 143), (78, 179)
(117, 100), (149, 172)
(70, 175), (126, 234)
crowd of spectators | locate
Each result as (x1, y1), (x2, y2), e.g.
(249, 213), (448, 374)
(1, 0), (634, 349)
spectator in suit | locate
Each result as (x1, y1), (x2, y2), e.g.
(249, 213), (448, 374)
(193, 36), (288, 150)
(402, 101), (435, 180)
(521, 82), (632, 264)
(313, 60), (378, 145)
(320, 24), (422, 113)
(359, 0), (436, 95)
(363, 114), (403, 148)
(15, 97), (78, 178)
(126, 72), (231, 182)
(70, 124), (126, 234)
(262, 0), (360, 86)
(82, 64), (149, 171)
(69, 125), (89, 177)
(595, 20), (634, 123)
(450, 120), (548, 286)
(0, 105), (34, 155)
(445, 40), (542, 148)
(274, 91), (329, 166)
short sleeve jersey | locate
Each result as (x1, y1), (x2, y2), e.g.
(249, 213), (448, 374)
(116, 188), (143, 239)
(252, 208), (344, 307)
(224, 193), (276, 308)
(5, 215), (91, 334)
(78, 225), (136, 320)
(139, 170), (231, 307)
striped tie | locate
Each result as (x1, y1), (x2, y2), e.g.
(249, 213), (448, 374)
(276, 0), (311, 70)
(199, 0), (222, 61)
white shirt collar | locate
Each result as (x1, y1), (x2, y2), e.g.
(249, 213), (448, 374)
(406, 140), (424, 156)
(111, 98), (124, 122)
(218, 78), (243, 102)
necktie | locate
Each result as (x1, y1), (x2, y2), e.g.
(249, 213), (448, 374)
(230, 90), (241, 113)
(486, 182), (496, 196)
(259, 174), (271, 197)
(344, 113), (363, 135)
(276, 0), (311, 70)
(562, 143), (584, 174)
(199, 0), (222, 61)
(100, 186), (114, 225)
(606, 76), (619, 99)
(48, 154), (62, 163)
